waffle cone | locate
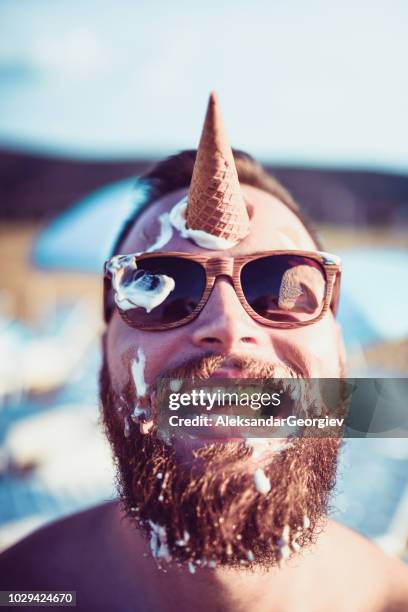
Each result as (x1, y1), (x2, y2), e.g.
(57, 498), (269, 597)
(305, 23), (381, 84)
(186, 92), (249, 242)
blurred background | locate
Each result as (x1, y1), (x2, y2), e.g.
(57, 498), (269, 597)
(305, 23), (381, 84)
(0, 0), (407, 561)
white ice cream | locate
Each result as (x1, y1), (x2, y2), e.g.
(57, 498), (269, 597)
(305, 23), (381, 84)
(175, 531), (190, 547)
(281, 524), (290, 544)
(113, 267), (175, 313)
(253, 467), (271, 494)
(131, 347), (148, 397)
(291, 526), (303, 552)
(109, 254), (175, 313)
(123, 416), (130, 438)
(279, 545), (291, 560)
(245, 438), (270, 459)
(246, 437), (293, 459)
(169, 197), (240, 250)
(131, 405), (146, 422)
(272, 439), (294, 453)
(149, 521), (171, 562)
(146, 212), (173, 252)
(169, 378), (183, 392)
(188, 561), (196, 574)
(278, 524), (293, 560)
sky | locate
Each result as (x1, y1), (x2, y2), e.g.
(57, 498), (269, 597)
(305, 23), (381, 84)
(0, 0), (407, 171)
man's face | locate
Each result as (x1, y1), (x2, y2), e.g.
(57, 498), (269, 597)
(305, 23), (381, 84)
(107, 185), (343, 392)
(101, 184), (344, 569)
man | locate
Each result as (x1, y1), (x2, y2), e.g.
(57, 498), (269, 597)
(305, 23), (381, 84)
(1, 93), (408, 611)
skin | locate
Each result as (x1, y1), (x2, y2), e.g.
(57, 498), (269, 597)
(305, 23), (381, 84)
(1, 185), (408, 611)
(107, 185), (345, 399)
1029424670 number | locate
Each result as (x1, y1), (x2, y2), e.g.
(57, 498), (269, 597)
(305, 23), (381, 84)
(0, 591), (76, 607)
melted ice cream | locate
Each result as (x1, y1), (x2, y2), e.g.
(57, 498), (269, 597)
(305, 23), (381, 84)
(169, 197), (240, 250)
(279, 545), (291, 560)
(149, 521), (171, 562)
(253, 467), (271, 494)
(175, 531), (190, 547)
(146, 212), (173, 252)
(123, 416), (130, 438)
(291, 526), (302, 552)
(109, 254), (175, 313)
(131, 347), (148, 397)
(115, 268), (175, 313)
(131, 405), (146, 422)
(245, 438), (270, 460)
(169, 378), (183, 392)
(281, 524), (290, 544)
(246, 437), (293, 459)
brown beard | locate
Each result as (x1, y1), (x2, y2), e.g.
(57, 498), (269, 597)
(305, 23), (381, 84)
(100, 349), (342, 570)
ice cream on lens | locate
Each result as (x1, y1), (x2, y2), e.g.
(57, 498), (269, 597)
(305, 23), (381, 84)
(109, 255), (175, 313)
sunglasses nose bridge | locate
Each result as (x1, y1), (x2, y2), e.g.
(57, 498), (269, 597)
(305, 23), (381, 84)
(207, 257), (234, 279)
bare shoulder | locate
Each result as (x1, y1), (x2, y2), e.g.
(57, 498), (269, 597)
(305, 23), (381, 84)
(0, 501), (119, 589)
(317, 520), (408, 610)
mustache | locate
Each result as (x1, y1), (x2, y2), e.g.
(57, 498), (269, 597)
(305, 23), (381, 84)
(126, 352), (305, 426)
(154, 352), (302, 383)
(147, 353), (303, 426)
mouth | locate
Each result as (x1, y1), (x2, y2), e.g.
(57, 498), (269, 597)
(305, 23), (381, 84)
(208, 360), (251, 380)
(209, 368), (247, 379)
(159, 384), (297, 445)
(153, 355), (312, 451)
(208, 357), (252, 379)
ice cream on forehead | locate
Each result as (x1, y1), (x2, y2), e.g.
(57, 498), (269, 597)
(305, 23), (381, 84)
(170, 91), (250, 250)
(169, 196), (238, 250)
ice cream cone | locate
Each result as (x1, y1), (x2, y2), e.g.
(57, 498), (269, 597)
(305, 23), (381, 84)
(186, 92), (249, 242)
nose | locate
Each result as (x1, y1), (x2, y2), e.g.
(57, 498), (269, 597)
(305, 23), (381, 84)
(191, 276), (271, 353)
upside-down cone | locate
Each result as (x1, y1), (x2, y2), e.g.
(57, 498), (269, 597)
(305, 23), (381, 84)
(186, 92), (249, 242)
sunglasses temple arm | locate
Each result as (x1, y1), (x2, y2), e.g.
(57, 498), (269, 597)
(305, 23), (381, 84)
(329, 271), (341, 316)
(103, 275), (114, 324)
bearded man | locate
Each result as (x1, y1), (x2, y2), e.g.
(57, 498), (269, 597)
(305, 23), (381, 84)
(1, 93), (408, 611)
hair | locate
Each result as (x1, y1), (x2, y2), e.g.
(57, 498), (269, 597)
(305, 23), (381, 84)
(100, 350), (341, 569)
(111, 149), (323, 255)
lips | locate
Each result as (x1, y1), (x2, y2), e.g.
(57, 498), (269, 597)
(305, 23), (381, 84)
(209, 368), (249, 379)
(155, 355), (308, 447)
(208, 356), (253, 379)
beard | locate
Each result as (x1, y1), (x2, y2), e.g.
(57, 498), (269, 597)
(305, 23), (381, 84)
(100, 348), (342, 571)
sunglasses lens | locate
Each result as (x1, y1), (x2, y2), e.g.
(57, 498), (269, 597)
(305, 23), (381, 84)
(241, 255), (327, 323)
(113, 256), (206, 327)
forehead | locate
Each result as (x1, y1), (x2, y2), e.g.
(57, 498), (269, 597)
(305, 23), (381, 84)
(120, 184), (317, 255)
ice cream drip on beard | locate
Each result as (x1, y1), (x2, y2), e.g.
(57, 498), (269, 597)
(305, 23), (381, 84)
(130, 347), (151, 429)
(108, 254), (175, 313)
(100, 352), (342, 572)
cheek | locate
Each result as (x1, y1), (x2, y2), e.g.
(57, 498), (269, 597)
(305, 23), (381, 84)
(106, 313), (186, 392)
(297, 316), (341, 375)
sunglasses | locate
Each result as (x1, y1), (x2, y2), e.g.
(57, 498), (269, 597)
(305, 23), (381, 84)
(103, 250), (341, 331)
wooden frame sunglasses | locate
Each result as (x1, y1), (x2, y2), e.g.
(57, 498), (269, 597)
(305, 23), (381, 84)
(103, 250), (342, 331)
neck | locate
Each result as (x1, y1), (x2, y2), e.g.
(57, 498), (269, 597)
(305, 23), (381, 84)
(113, 503), (314, 612)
